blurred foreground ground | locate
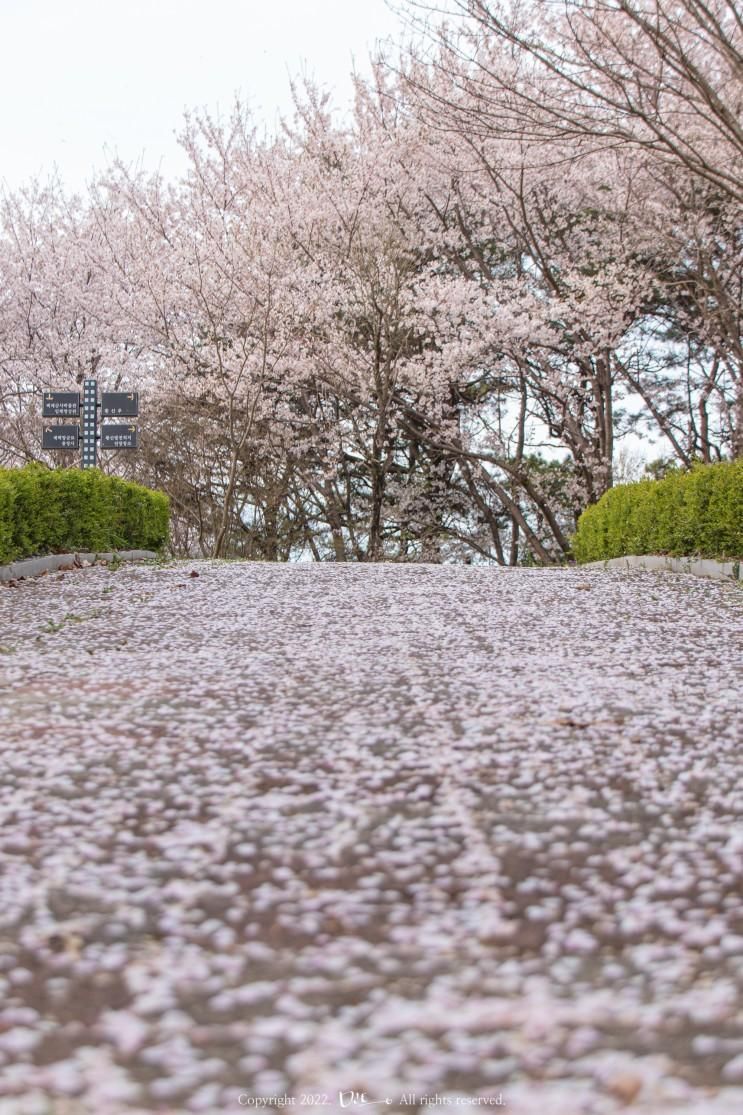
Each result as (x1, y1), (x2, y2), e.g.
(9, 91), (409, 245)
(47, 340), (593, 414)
(0, 561), (742, 1115)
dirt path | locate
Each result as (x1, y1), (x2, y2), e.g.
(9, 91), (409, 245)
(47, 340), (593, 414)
(0, 561), (742, 1114)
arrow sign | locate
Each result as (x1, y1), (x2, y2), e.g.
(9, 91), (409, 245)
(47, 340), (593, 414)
(42, 425), (80, 450)
(101, 424), (138, 450)
(42, 392), (80, 418)
(101, 392), (139, 417)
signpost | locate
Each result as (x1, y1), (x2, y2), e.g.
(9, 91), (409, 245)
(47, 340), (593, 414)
(42, 392), (80, 418)
(42, 425), (80, 450)
(101, 392), (139, 417)
(41, 380), (141, 467)
(100, 424), (138, 450)
(81, 379), (98, 469)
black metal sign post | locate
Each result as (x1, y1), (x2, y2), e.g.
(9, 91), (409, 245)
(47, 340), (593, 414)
(41, 379), (141, 467)
(81, 379), (98, 469)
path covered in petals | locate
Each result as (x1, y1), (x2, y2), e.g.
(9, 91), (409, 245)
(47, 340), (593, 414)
(0, 561), (742, 1115)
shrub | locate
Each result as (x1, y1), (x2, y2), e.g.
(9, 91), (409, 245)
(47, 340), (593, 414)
(573, 460), (743, 563)
(0, 473), (15, 565)
(0, 465), (169, 564)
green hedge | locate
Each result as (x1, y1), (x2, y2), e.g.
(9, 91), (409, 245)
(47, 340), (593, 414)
(573, 460), (743, 563)
(0, 465), (169, 565)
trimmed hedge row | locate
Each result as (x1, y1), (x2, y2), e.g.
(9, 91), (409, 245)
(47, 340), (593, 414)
(0, 465), (169, 565)
(573, 460), (743, 563)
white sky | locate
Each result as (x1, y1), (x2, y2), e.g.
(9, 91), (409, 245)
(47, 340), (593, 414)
(0, 0), (404, 193)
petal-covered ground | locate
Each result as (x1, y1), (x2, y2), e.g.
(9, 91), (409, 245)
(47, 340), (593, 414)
(0, 561), (742, 1115)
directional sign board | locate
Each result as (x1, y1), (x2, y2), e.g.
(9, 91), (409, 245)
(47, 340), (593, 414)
(101, 392), (139, 417)
(43, 425), (80, 450)
(101, 424), (138, 450)
(42, 392), (80, 418)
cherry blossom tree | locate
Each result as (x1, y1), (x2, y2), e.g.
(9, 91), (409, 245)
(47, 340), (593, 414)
(397, 0), (743, 462)
(0, 180), (137, 468)
(88, 108), (322, 557)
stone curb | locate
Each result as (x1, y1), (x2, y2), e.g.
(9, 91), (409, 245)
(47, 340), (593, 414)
(582, 554), (741, 582)
(0, 550), (157, 583)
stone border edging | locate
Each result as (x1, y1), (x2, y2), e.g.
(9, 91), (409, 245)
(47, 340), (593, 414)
(0, 550), (157, 584)
(582, 554), (741, 581)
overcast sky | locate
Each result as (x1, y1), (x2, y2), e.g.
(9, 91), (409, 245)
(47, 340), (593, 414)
(1, 0), (404, 193)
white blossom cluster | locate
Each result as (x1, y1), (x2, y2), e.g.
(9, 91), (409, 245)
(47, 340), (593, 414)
(0, 562), (741, 1114)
